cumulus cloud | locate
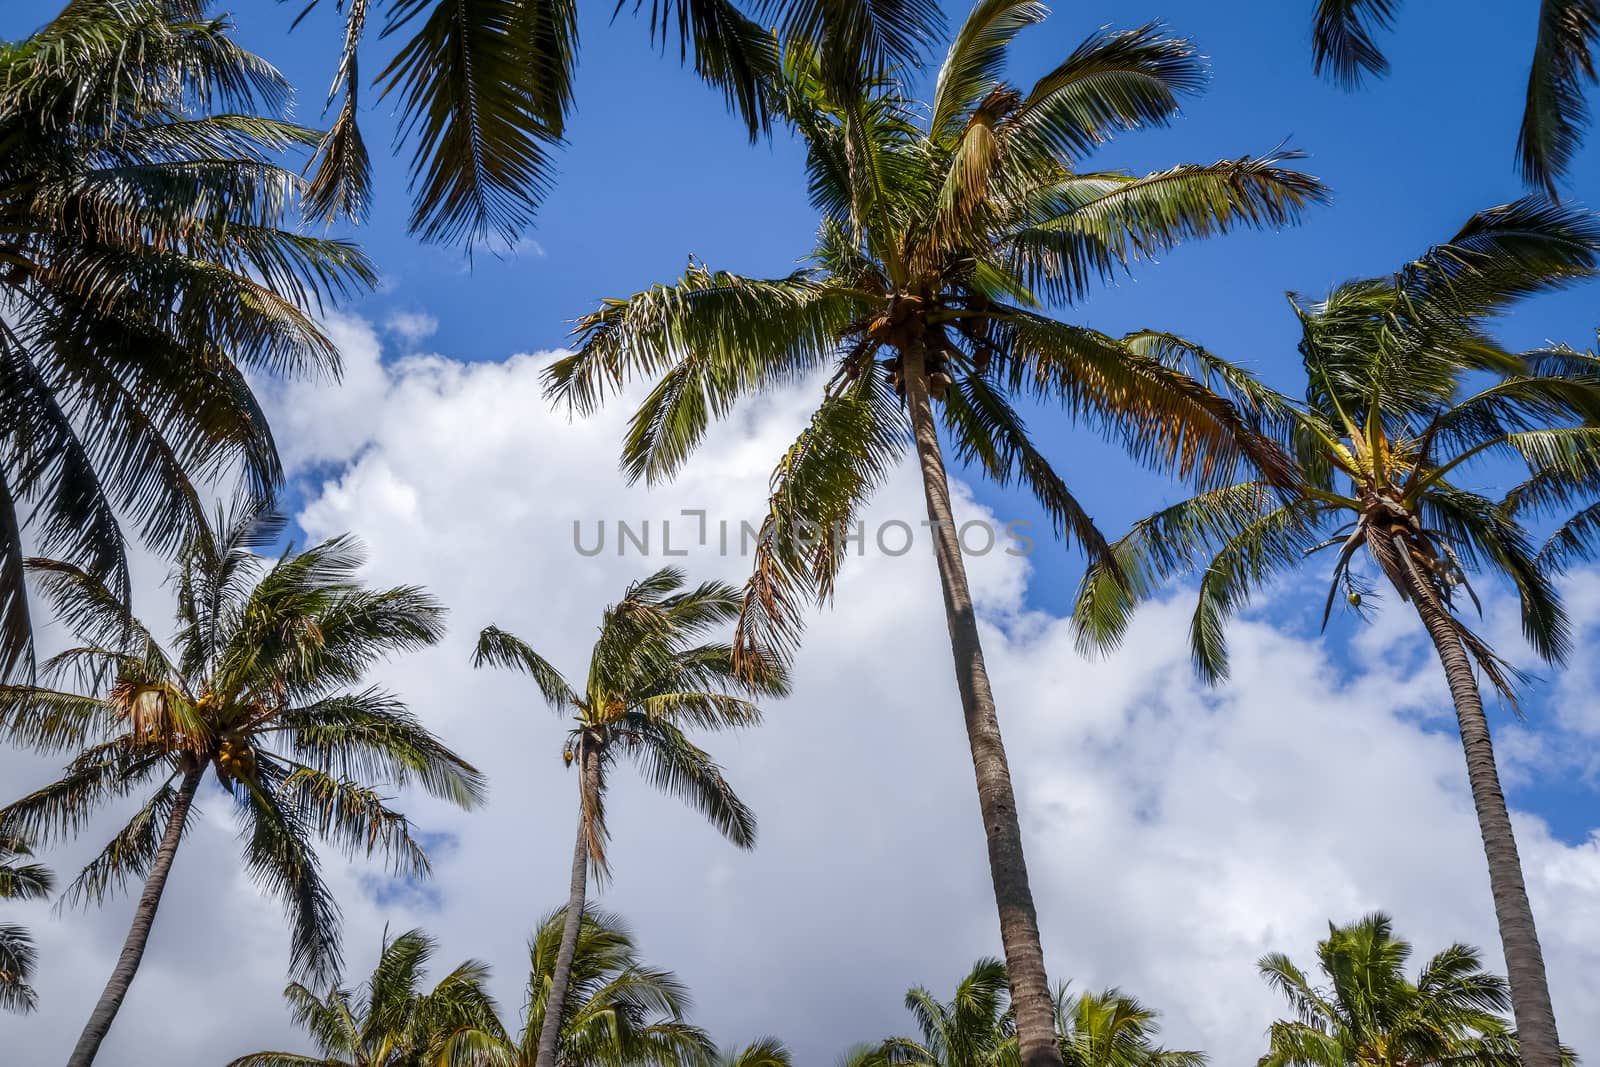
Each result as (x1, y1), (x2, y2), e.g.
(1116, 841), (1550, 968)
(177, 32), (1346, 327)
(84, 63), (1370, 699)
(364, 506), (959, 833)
(385, 310), (441, 346)
(6, 318), (1598, 1065)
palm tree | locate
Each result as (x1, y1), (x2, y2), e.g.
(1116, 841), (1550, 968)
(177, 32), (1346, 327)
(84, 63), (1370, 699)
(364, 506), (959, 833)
(294, 0), (947, 245)
(471, 567), (788, 1067)
(1306, 0), (1598, 194)
(1257, 912), (1575, 1067)
(850, 958), (1204, 1067)
(0, 832), (53, 1014)
(0, 0), (375, 678)
(720, 1038), (795, 1067)
(435, 906), (719, 1067)
(0, 501), (486, 1067)
(543, 6), (1326, 1062)
(1073, 199), (1600, 1067)
(226, 928), (500, 1067)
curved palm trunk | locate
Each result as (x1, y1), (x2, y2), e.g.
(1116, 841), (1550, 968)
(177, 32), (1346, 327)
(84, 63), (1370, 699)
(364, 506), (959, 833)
(901, 345), (1065, 1067)
(67, 764), (203, 1067)
(1399, 566), (1561, 1066)
(535, 745), (598, 1067)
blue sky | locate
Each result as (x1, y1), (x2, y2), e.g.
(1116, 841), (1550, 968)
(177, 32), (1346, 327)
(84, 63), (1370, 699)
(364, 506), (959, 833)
(5, 4), (1600, 1056)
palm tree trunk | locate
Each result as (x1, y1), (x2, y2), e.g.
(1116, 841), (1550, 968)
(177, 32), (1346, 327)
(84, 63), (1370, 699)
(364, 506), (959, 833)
(535, 745), (596, 1067)
(1400, 566), (1561, 1067)
(901, 344), (1065, 1067)
(66, 764), (203, 1067)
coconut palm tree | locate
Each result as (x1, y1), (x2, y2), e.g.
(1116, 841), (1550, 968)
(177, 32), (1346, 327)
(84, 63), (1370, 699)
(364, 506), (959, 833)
(0, 500), (486, 1067)
(1306, 0), (1598, 194)
(471, 567), (788, 1067)
(0, 0), (375, 679)
(226, 928), (500, 1067)
(1257, 912), (1575, 1067)
(849, 958), (1204, 1067)
(434, 906), (718, 1067)
(0, 833), (53, 1014)
(543, 5), (1326, 1062)
(294, 0), (946, 245)
(1072, 199), (1600, 1067)
(721, 1038), (795, 1067)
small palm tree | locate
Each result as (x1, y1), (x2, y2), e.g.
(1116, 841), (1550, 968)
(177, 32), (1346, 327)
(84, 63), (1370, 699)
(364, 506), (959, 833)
(472, 567), (787, 1067)
(0, 833), (53, 1014)
(436, 906), (718, 1067)
(720, 1038), (795, 1067)
(1073, 199), (1600, 1067)
(1257, 913), (1575, 1067)
(852, 958), (1203, 1067)
(0, 0), (375, 677)
(0, 501), (485, 1067)
(544, 6), (1324, 1062)
(294, 0), (945, 245)
(1306, 1), (1598, 194)
(226, 928), (500, 1067)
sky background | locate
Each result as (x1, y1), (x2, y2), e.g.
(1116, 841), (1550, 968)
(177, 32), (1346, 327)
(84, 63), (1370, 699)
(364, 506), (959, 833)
(2, 1), (1599, 1064)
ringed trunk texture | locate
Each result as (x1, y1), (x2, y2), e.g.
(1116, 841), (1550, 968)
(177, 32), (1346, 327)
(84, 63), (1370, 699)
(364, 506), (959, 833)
(1401, 566), (1561, 1066)
(901, 344), (1065, 1067)
(66, 764), (203, 1067)
(535, 745), (598, 1067)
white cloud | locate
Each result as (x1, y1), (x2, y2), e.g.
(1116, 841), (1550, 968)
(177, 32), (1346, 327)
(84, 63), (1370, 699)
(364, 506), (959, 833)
(7, 317), (1599, 1065)
(384, 309), (441, 345)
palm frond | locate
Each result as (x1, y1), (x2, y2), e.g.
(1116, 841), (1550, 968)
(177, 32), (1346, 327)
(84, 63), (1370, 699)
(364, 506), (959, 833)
(1006, 22), (1205, 161)
(1517, 0), (1600, 194)
(617, 713), (755, 848)
(1310, 0), (1400, 86)
(377, 0), (568, 246)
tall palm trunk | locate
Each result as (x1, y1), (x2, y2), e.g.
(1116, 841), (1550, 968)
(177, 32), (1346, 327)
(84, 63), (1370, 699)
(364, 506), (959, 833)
(901, 344), (1065, 1067)
(535, 743), (598, 1067)
(67, 763), (203, 1067)
(1398, 562), (1561, 1067)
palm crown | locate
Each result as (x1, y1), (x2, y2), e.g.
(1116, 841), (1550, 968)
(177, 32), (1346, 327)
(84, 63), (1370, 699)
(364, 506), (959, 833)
(473, 567), (788, 874)
(1256, 913), (1573, 1067)
(545, 1), (1326, 672)
(1070, 199), (1600, 1067)
(228, 927), (500, 1067)
(0, 501), (485, 982)
(853, 958), (1205, 1067)
(0, 0), (375, 677)
(1074, 198), (1600, 695)
(441, 906), (720, 1067)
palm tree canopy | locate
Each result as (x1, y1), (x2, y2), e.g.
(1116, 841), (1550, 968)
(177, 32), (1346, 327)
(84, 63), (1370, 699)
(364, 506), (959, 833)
(227, 927), (500, 1067)
(0, 500), (484, 982)
(1308, 0), (1600, 194)
(545, 2), (1326, 677)
(720, 1037), (795, 1067)
(1074, 198), (1600, 697)
(433, 906), (718, 1067)
(0, 0), (375, 680)
(295, 0), (947, 246)
(1256, 912), (1576, 1067)
(473, 566), (788, 873)
(848, 958), (1204, 1067)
